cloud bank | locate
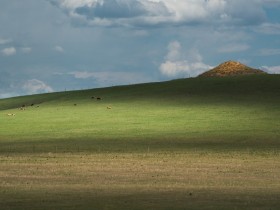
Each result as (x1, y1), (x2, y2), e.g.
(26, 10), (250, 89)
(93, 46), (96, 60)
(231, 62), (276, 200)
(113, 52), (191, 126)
(23, 79), (53, 94)
(54, 45), (64, 53)
(258, 48), (280, 56)
(68, 70), (151, 86)
(2, 47), (16, 56)
(48, 0), (267, 27)
(0, 38), (12, 45)
(261, 66), (280, 74)
(159, 41), (212, 77)
(21, 47), (32, 54)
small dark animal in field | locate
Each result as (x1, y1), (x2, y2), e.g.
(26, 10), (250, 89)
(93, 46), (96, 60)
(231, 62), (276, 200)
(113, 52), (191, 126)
(96, 97), (102, 100)
(36, 105), (40, 108)
(91, 96), (95, 99)
(107, 106), (112, 109)
(22, 104), (25, 107)
(74, 104), (77, 106)
(189, 192), (192, 196)
(31, 104), (34, 106)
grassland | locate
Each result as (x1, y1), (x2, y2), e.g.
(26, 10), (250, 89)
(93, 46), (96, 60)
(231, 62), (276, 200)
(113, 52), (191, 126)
(0, 75), (280, 209)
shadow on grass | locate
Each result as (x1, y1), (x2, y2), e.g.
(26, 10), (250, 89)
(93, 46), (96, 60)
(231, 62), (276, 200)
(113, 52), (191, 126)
(1, 136), (279, 154)
(1, 188), (280, 210)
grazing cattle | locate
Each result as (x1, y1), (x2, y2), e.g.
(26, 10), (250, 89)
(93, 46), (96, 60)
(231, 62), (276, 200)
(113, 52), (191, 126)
(31, 104), (34, 106)
(91, 96), (95, 99)
(96, 97), (102, 100)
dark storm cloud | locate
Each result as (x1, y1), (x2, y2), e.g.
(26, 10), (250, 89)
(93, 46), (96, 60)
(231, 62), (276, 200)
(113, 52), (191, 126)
(49, 0), (171, 27)
(225, 1), (266, 25)
(47, 0), (271, 27)
(75, 0), (147, 19)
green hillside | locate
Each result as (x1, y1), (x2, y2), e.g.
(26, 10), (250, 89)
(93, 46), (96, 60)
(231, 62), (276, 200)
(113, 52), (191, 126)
(1, 74), (279, 109)
(0, 74), (280, 210)
(0, 74), (280, 153)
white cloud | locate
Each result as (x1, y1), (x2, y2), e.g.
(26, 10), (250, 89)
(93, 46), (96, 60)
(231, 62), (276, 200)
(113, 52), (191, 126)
(255, 23), (280, 35)
(23, 79), (53, 94)
(1, 47), (16, 56)
(261, 66), (280, 74)
(21, 47), (32, 53)
(1, 47), (32, 56)
(258, 48), (280, 56)
(131, 30), (149, 37)
(159, 41), (212, 77)
(69, 71), (151, 86)
(0, 92), (19, 99)
(218, 43), (250, 53)
(165, 41), (182, 61)
(70, 71), (95, 79)
(0, 38), (12, 45)
(260, 0), (280, 7)
(54, 45), (64, 52)
(48, 0), (267, 27)
(160, 60), (211, 77)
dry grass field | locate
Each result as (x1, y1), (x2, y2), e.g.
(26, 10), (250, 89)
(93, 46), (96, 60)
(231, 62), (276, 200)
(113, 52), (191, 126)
(1, 151), (280, 210)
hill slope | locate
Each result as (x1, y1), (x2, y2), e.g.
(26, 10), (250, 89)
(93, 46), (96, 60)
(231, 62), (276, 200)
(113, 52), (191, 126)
(0, 74), (278, 111)
(0, 74), (279, 153)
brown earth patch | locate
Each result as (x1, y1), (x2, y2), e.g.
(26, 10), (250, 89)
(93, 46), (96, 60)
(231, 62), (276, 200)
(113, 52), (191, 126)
(199, 60), (266, 77)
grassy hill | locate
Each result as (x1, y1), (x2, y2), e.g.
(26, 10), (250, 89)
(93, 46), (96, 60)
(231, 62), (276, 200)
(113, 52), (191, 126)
(0, 74), (279, 152)
(1, 73), (278, 109)
(0, 74), (280, 209)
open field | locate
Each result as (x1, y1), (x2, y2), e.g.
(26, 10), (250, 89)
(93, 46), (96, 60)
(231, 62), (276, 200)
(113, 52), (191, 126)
(1, 152), (280, 210)
(0, 75), (280, 209)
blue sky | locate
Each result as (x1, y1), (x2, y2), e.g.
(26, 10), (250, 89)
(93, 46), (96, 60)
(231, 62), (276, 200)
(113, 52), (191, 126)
(1, 0), (280, 98)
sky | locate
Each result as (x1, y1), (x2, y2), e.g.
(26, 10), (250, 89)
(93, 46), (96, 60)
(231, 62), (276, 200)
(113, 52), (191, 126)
(0, 0), (280, 98)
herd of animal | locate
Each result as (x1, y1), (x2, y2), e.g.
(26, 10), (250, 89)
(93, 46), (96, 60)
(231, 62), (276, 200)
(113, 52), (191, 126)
(19, 104), (40, 111)
(6, 103), (39, 116)
(91, 96), (102, 100)
(5, 95), (111, 117)
(74, 96), (103, 106)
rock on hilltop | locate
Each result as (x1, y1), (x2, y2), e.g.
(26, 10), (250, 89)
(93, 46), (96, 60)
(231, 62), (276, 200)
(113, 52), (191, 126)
(199, 61), (266, 77)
